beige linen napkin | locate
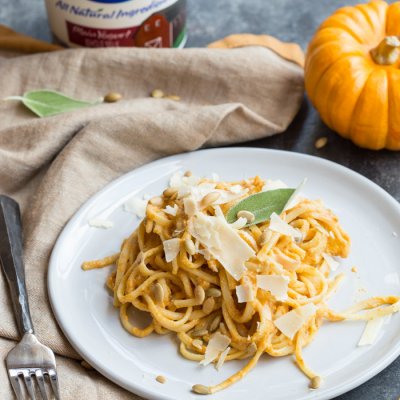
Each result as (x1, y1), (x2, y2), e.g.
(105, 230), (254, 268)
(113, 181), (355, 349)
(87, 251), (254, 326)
(0, 43), (303, 399)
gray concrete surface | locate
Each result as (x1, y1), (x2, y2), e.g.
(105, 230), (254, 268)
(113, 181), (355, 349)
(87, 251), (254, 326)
(0, 0), (400, 399)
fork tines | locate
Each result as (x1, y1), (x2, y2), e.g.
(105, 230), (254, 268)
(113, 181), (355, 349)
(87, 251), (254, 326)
(9, 368), (60, 400)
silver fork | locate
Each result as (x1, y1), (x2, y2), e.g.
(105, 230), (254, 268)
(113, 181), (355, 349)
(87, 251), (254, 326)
(0, 195), (60, 400)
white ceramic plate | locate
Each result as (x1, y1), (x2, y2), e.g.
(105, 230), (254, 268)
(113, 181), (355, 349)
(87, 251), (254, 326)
(48, 148), (400, 400)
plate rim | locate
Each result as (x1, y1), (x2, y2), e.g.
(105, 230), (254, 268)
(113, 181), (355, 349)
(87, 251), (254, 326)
(48, 147), (400, 400)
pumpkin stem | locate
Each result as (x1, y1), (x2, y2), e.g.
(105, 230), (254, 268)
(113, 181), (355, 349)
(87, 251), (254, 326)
(370, 36), (400, 65)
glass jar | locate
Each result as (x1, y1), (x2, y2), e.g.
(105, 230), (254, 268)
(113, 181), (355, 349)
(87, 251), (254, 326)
(45, 0), (187, 48)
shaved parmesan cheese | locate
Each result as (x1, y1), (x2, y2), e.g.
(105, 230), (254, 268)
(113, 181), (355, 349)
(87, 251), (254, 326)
(322, 253), (339, 271)
(269, 213), (302, 241)
(297, 303), (317, 320)
(189, 183), (216, 204)
(163, 238), (181, 262)
(229, 185), (244, 194)
(183, 196), (198, 217)
(169, 172), (183, 188)
(236, 277), (255, 303)
(257, 275), (290, 301)
(274, 304), (317, 340)
(216, 346), (230, 371)
(262, 179), (288, 191)
(213, 189), (247, 205)
(211, 172), (220, 181)
(213, 205), (224, 218)
(284, 178), (307, 210)
(88, 218), (114, 229)
(230, 217), (247, 230)
(169, 172), (200, 197)
(123, 197), (148, 218)
(200, 333), (231, 366)
(189, 213), (254, 280)
(198, 248), (212, 260)
(264, 304), (272, 320)
(272, 252), (300, 271)
(358, 317), (385, 346)
(164, 204), (178, 216)
(274, 311), (304, 340)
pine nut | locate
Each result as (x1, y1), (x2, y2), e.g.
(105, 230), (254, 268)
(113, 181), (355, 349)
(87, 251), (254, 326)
(200, 192), (221, 208)
(192, 339), (203, 350)
(184, 170), (192, 177)
(145, 219), (154, 234)
(151, 89), (165, 98)
(191, 328), (208, 337)
(315, 137), (328, 149)
(152, 283), (164, 303)
(150, 196), (163, 206)
(192, 384), (212, 395)
(309, 376), (322, 389)
(202, 297), (215, 314)
(184, 238), (196, 255)
(163, 187), (178, 197)
(205, 287), (221, 298)
(194, 285), (205, 304)
(166, 95), (181, 101)
(104, 92), (122, 103)
(237, 210), (255, 224)
(237, 324), (248, 337)
(156, 375), (166, 384)
(209, 314), (221, 332)
(259, 230), (270, 246)
(219, 322), (228, 336)
(176, 219), (185, 231)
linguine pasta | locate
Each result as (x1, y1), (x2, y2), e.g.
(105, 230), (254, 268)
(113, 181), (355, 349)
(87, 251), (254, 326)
(83, 174), (400, 394)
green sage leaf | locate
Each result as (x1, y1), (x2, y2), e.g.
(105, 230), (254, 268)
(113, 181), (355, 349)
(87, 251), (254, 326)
(226, 188), (295, 226)
(5, 90), (98, 117)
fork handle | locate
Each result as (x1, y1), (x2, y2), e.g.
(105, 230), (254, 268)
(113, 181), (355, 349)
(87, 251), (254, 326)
(0, 195), (34, 335)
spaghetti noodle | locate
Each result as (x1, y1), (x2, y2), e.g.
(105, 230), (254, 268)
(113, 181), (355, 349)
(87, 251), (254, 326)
(83, 174), (400, 394)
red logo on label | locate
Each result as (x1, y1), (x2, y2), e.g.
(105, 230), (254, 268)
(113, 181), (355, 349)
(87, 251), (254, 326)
(66, 21), (139, 47)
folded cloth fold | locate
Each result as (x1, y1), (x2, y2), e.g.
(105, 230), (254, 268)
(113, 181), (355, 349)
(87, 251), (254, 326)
(0, 37), (303, 399)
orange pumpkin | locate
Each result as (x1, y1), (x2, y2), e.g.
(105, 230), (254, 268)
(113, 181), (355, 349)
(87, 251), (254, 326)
(305, 0), (400, 150)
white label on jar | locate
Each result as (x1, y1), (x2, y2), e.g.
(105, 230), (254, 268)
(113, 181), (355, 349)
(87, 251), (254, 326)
(45, 0), (187, 48)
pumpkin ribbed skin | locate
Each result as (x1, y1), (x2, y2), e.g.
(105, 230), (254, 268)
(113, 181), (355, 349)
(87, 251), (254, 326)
(305, 0), (400, 150)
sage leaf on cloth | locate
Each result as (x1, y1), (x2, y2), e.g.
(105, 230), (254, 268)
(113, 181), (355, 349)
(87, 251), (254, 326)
(226, 188), (295, 226)
(5, 90), (98, 117)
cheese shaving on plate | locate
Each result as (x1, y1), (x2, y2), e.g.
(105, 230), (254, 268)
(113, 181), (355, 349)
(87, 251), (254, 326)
(183, 196), (198, 217)
(262, 179), (288, 191)
(257, 275), (290, 301)
(88, 218), (114, 229)
(163, 238), (181, 262)
(272, 252), (300, 271)
(236, 277), (255, 303)
(274, 303), (317, 340)
(284, 178), (307, 210)
(169, 172), (200, 197)
(269, 213), (302, 241)
(216, 346), (230, 371)
(322, 253), (339, 271)
(188, 212), (254, 280)
(123, 197), (148, 218)
(200, 332), (231, 366)
(358, 317), (385, 346)
(164, 204), (178, 216)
